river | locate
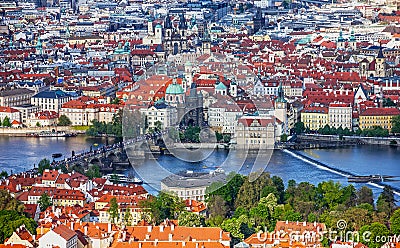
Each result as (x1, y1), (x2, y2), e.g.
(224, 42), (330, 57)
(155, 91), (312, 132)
(1, 137), (399, 200)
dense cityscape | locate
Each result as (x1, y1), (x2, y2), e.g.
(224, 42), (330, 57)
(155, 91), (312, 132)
(1, 0), (400, 247)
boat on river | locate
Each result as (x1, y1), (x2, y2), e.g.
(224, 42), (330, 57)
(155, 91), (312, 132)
(26, 131), (77, 137)
(102, 173), (143, 184)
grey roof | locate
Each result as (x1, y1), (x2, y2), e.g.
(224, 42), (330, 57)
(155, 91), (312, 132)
(161, 171), (227, 189)
(0, 88), (34, 97)
(32, 90), (71, 99)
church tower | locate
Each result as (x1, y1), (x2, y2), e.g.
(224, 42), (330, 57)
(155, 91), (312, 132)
(375, 45), (386, 77)
(337, 29), (346, 50)
(202, 25), (211, 54)
(274, 82), (288, 134)
(348, 29), (356, 50)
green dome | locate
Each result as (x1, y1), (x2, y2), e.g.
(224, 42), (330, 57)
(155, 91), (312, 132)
(166, 82), (184, 94)
(155, 24), (162, 29)
(215, 82), (227, 90)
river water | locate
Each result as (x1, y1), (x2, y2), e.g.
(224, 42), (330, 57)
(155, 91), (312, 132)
(1, 136), (399, 200)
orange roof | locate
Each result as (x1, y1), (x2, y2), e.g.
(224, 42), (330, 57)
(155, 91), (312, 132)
(52, 224), (76, 241)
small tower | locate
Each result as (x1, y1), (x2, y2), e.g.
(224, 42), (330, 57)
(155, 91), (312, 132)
(36, 38), (43, 55)
(375, 44), (386, 78)
(202, 25), (211, 54)
(337, 29), (346, 50)
(348, 29), (356, 50)
(178, 13), (187, 37)
(155, 24), (162, 40)
(230, 80), (237, 97)
(274, 82), (288, 133)
(215, 78), (227, 96)
(147, 16), (154, 35)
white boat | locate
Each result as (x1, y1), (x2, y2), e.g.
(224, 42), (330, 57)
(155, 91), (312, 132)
(102, 173), (143, 184)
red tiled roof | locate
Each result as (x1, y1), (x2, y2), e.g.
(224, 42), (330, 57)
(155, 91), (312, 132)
(360, 107), (400, 116)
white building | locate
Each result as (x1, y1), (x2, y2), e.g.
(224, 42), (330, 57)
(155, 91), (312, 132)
(31, 90), (73, 113)
(140, 100), (178, 130)
(38, 224), (77, 248)
(328, 103), (352, 129)
(208, 99), (242, 134)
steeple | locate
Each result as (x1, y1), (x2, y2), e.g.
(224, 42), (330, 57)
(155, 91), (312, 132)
(276, 82), (286, 103)
(377, 43), (384, 59)
(349, 29), (356, 42)
(164, 13), (172, 29)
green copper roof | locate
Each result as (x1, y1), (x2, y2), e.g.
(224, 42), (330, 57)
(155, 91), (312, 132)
(215, 82), (227, 90)
(166, 82), (184, 94)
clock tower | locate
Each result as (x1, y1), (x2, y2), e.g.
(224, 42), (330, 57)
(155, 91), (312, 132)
(274, 82), (288, 134)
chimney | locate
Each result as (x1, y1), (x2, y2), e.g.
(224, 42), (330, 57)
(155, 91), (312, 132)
(139, 243), (142, 248)
(196, 243), (199, 248)
(32, 235), (35, 241)
(285, 220), (288, 224)
(303, 221), (306, 226)
(183, 241), (186, 247)
(70, 222), (74, 230)
(314, 222), (316, 227)
(171, 224), (174, 231)
(108, 223), (112, 233)
(160, 225), (164, 232)
(41, 226), (44, 235)
(220, 230), (223, 240)
(168, 233), (173, 241)
(147, 226), (152, 232)
(123, 231), (126, 241)
(84, 226), (88, 235)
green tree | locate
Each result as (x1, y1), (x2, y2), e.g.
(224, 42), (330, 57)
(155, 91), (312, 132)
(0, 171), (7, 178)
(154, 121), (162, 131)
(178, 211), (205, 227)
(0, 190), (24, 213)
(38, 193), (52, 212)
(86, 165), (101, 179)
(0, 210), (37, 243)
(360, 222), (390, 248)
(390, 208), (400, 235)
(376, 185), (395, 218)
(111, 97), (121, 104)
(280, 133), (288, 142)
(215, 131), (223, 142)
(124, 207), (131, 225)
(383, 97), (396, 107)
(37, 158), (51, 175)
(207, 195), (229, 218)
(356, 186), (374, 206)
(235, 172), (273, 210)
(58, 114), (72, 126)
(206, 172), (244, 209)
(36, 122), (41, 127)
(294, 121), (305, 134)
(108, 197), (119, 224)
(317, 180), (344, 210)
(391, 115), (400, 134)
(140, 191), (185, 224)
(2, 117), (11, 127)
(223, 134), (231, 143)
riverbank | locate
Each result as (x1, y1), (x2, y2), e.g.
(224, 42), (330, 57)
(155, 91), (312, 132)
(0, 126), (86, 136)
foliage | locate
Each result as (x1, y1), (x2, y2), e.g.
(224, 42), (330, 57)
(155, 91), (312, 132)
(86, 109), (123, 138)
(383, 97), (396, 107)
(360, 222), (390, 248)
(294, 121), (306, 134)
(181, 126), (201, 143)
(108, 197), (119, 224)
(140, 191), (185, 225)
(38, 193), (52, 212)
(0, 210), (37, 243)
(37, 158), (51, 175)
(178, 211), (205, 227)
(206, 195), (229, 218)
(215, 131), (223, 142)
(390, 208), (400, 235)
(221, 215), (254, 241)
(0, 171), (7, 178)
(85, 164), (101, 179)
(280, 134), (288, 142)
(124, 207), (131, 225)
(58, 114), (72, 126)
(2, 117), (11, 127)
(111, 97), (121, 104)
(360, 126), (389, 137)
(0, 190), (24, 213)
(376, 185), (395, 218)
(356, 186), (374, 206)
(206, 172), (244, 210)
(392, 115), (400, 134)
(235, 172), (273, 210)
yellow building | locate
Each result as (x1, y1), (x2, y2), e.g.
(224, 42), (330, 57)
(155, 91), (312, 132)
(301, 106), (329, 130)
(359, 107), (400, 130)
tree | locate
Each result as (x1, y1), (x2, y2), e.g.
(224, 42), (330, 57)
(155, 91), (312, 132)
(294, 122), (305, 134)
(124, 207), (131, 225)
(38, 193), (52, 212)
(0, 171), (7, 178)
(0, 210), (37, 243)
(86, 165), (101, 179)
(0, 190), (24, 213)
(356, 186), (374, 206)
(360, 222), (390, 248)
(178, 211), (205, 227)
(154, 121), (162, 131)
(377, 185), (395, 217)
(36, 122), (41, 127)
(111, 97), (121, 104)
(37, 159), (51, 175)
(215, 131), (223, 142)
(235, 173), (273, 210)
(383, 97), (396, 107)
(280, 134), (288, 142)
(140, 192), (185, 224)
(207, 195), (229, 218)
(392, 115), (400, 134)
(390, 208), (400, 235)
(58, 115), (72, 126)
(108, 197), (119, 224)
(2, 117), (11, 127)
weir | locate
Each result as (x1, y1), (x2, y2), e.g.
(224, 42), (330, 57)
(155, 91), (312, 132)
(284, 149), (400, 196)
